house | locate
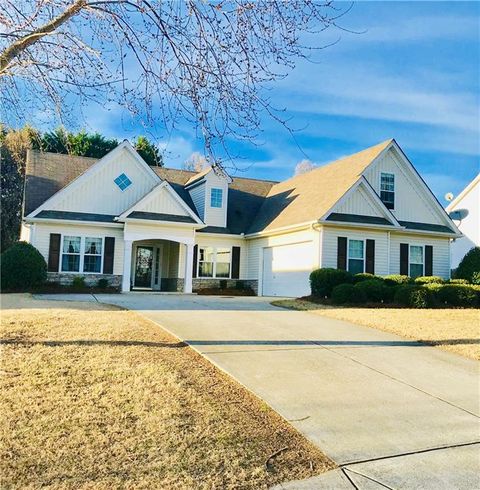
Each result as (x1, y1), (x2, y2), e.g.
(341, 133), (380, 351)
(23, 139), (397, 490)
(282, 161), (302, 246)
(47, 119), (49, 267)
(21, 139), (461, 297)
(446, 173), (480, 269)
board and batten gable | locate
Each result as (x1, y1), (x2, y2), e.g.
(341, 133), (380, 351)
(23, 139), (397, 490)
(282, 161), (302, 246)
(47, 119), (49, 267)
(363, 146), (444, 225)
(32, 145), (159, 217)
(334, 184), (387, 217)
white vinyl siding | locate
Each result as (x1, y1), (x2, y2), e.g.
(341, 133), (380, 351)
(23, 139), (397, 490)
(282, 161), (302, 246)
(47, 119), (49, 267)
(133, 186), (190, 217)
(335, 184), (386, 217)
(390, 233), (450, 278)
(50, 146), (158, 215)
(204, 172), (228, 227)
(34, 223), (124, 275)
(321, 226), (389, 275)
(188, 183), (206, 220)
(363, 147), (441, 224)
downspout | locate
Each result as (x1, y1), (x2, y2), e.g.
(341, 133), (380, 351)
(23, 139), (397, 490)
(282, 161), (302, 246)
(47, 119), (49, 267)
(387, 231), (391, 274)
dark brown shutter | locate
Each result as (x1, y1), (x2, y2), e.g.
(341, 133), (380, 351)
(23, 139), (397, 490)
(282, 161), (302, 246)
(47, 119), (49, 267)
(192, 245), (198, 278)
(231, 246), (241, 279)
(425, 245), (433, 276)
(337, 237), (347, 270)
(400, 243), (409, 276)
(47, 233), (61, 272)
(103, 237), (115, 274)
(366, 239), (375, 274)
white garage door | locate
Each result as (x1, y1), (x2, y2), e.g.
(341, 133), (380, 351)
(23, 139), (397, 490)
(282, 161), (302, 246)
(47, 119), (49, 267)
(262, 242), (313, 297)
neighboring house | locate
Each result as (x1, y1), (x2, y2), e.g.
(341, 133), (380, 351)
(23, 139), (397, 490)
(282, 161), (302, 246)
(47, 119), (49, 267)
(446, 173), (480, 269)
(21, 139), (461, 297)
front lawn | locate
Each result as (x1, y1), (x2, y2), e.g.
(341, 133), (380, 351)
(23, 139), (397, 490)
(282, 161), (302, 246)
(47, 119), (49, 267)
(0, 294), (333, 489)
(272, 299), (479, 361)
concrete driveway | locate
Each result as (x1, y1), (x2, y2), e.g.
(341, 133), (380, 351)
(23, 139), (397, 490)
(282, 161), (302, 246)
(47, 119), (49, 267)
(39, 293), (480, 489)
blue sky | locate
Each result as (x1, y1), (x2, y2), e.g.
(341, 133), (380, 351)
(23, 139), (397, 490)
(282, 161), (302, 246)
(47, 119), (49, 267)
(83, 1), (479, 204)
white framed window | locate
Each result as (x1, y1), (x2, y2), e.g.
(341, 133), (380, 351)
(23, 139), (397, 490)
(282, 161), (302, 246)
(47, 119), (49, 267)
(380, 172), (395, 209)
(83, 237), (103, 273)
(61, 236), (81, 272)
(348, 239), (365, 274)
(198, 246), (231, 278)
(409, 245), (424, 278)
(210, 188), (223, 208)
(61, 236), (104, 274)
(114, 173), (132, 191)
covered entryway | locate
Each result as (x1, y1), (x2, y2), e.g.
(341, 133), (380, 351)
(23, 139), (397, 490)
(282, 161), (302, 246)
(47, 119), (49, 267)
(262, 241), (313, 297)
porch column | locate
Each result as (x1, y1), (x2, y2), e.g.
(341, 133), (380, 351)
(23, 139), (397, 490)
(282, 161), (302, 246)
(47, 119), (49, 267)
(183, 243), (194, 293)
(122, 240), (133, 292)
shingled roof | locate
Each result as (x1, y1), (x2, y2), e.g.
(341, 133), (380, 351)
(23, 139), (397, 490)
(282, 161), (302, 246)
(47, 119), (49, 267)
(247, 139), (393, 233)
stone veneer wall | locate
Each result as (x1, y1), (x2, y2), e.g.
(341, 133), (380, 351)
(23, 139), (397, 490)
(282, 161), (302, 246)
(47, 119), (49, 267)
(192, 278), (258, 294)
(47, 272), (122, 288)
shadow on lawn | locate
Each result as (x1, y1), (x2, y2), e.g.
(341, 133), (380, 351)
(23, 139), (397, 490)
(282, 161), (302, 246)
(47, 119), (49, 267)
(0, 339), (187, 348)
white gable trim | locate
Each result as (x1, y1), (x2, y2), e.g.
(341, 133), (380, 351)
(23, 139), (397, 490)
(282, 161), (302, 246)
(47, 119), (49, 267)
(26, 141), (161, 218)
(446, 173), (480, 211)
(367, 140), (461, 234)
(117, 180), (203, 224)
(320, 177), (402, 227)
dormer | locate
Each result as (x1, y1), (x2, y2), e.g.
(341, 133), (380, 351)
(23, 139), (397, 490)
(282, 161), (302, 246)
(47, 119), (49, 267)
(185, 167), (231, 227)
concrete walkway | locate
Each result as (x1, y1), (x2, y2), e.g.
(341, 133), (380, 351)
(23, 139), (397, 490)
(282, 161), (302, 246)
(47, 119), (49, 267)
(36, 293), (480, 489)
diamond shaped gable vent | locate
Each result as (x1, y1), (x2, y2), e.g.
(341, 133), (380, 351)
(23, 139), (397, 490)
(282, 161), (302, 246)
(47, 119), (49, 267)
(114, 173), (132, 191)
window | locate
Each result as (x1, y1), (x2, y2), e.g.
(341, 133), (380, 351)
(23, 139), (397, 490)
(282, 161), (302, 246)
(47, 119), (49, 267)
(409, 245), (424, 278)
(62, 236), (81, 272)
(83, 237), (102, 273)
(348, 239), (364, 274)
(198, 247), (231, 278)
(215, 248), (231, 278)
(380, 172), (395, 209)
(210, 188), (223, 208)
(61, 236), (104, 273)
(114, 173), (132, 191)
(154, 248), (160, 285)
(198, 247), (215, 277)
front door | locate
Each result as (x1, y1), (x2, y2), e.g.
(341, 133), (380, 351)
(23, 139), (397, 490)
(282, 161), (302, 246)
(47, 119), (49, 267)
(134, 246), (153, 288)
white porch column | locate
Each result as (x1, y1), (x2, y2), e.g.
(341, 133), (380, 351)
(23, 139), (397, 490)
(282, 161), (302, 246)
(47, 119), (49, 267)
(183, 243), (194, 293)
(122, 240), (133, 292)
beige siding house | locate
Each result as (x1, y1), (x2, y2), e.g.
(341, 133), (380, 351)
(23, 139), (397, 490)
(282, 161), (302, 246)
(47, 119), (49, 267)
(21, 139), (461, 297)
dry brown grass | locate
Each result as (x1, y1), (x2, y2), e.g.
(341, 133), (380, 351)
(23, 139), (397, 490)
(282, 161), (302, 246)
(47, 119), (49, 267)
(0, 294), (334, 489)
(272, 299), (480, 361)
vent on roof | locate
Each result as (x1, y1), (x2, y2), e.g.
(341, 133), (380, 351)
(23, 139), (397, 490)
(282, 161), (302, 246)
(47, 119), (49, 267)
(114, 173), (132, 191)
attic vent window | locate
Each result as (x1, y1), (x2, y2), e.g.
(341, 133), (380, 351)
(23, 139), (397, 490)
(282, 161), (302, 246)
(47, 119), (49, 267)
(114, 173), (132, 191)
(380, 172), (395, 209)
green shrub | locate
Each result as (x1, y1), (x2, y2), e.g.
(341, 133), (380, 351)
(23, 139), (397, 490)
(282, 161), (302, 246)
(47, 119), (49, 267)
(414, 276), (445, 285)
(393, 285), (433, 308)
(331, 284), (356, 305)
(72, 276), (86, 289)
(310, 268), (352, 298)
(454, 247), (480, 283)
(448, 278), (469, 285)
(97, 278), (109, 289)
(352, 273), (378, 284)
(472, 272), (480, 285)
(436, 285), (477, 307)
(408, 288), (432, 308)
(384, 274), (412, 286)
(0, 242), (47, 291)
(354, 279), (392, 303)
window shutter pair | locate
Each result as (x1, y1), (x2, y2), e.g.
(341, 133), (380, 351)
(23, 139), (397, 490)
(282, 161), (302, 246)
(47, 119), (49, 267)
(191, 245), (240, 279)
(400, 243), (433, 276)
(337, 237), (375, 273)
(48, 234), (115, 274)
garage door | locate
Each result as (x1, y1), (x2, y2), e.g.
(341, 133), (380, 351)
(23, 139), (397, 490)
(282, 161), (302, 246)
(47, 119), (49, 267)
(262, 242), (313, 297)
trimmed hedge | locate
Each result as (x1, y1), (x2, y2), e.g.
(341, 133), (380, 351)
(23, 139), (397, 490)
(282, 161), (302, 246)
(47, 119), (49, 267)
(332, 284), (356, 305)
(414, 276), (445, 285)
(383, 274), (412, 286)
(354, 279), (392, 303)
(352, 273), (377, 284)
(436, 285), (477, 307)
(0, 241), (47, 291)
(310, 268), (352, 298)
(454, 247), (480, 284)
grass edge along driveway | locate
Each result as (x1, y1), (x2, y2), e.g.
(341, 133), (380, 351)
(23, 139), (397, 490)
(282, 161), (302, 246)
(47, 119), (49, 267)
(0, 294), (334, 489)
(272, 299), (479, 361)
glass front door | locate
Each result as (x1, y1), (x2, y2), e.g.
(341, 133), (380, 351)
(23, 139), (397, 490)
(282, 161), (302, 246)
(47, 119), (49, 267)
(134, 246), (153, 288)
